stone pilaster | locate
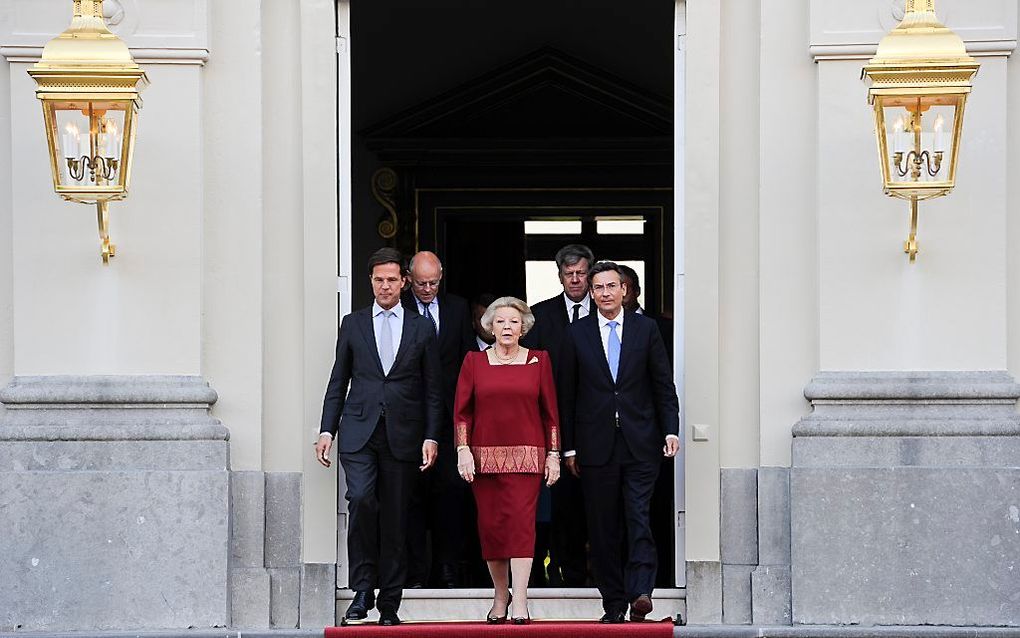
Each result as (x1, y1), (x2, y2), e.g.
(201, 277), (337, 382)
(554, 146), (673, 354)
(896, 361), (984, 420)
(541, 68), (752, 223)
(791, 371), (1020, 626)
(0, 376), (230, 631)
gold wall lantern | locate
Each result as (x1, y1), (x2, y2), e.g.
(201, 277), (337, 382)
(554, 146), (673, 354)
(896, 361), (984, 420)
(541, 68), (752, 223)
(28, 0), (149, 264)
(862, 0), (978, 262)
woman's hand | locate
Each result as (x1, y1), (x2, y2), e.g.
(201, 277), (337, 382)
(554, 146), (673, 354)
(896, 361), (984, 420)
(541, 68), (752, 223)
(544, 453), (560, 486)
(457, 446), (475, 483)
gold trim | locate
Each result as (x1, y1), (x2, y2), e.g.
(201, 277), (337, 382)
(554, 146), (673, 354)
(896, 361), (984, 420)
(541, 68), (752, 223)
(474, 445), (544, 474)
(372, 167), (399, 239)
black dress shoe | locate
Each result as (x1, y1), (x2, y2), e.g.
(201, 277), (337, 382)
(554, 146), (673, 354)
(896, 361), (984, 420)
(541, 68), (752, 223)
(379, 609), (401, 626)
(344, 590), (374, 620)
(630, 594), (653, 622)
(600, 610), (626, 624)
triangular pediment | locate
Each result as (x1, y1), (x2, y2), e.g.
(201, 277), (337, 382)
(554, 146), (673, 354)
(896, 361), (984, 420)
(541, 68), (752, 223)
(362, 47), (672, 143)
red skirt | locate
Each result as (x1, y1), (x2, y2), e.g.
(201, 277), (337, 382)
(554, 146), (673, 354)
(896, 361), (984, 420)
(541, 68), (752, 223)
(472, 472), (542, 560)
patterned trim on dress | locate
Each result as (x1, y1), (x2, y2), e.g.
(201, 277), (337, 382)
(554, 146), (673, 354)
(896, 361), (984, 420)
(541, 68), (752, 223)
(548, 426), (560, 451)
(474, 445), (543, 474)
(455, 421), (470, 447)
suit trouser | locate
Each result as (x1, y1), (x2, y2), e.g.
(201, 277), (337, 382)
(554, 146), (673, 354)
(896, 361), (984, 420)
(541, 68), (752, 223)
(407, 426), (469, 585)
(580, 430), (660, 613)
(339, 418), (416, 611)
(550, 472), (588, 585)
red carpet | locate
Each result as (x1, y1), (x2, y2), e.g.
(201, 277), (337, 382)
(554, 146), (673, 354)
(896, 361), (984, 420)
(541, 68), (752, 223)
(325, 619), (675, 637)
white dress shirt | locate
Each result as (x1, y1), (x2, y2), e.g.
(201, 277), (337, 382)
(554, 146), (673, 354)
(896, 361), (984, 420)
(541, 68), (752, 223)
(476, 335), (492, 351)
(597, 307), (624, 358)
(562, 293), (590, 323)
(415, 296), (440, 334)
(373, 301), (404, 371)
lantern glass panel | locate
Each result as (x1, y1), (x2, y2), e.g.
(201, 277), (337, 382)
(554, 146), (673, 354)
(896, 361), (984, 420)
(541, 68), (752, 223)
(877, 95), (962, 197)
(47, 100), (128, 191)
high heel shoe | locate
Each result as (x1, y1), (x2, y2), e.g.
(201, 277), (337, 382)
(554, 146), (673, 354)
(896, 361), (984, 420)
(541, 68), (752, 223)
(486, 591), (511, 624)
(510, 600), (530, 625)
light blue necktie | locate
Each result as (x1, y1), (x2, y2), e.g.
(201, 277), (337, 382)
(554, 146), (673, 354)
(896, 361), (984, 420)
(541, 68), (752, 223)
(607, 320), (620, 382)
(379, 310), (395, 374)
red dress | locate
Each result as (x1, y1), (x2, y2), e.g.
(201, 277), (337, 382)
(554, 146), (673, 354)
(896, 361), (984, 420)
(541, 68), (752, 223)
(453, 349), (560, 559)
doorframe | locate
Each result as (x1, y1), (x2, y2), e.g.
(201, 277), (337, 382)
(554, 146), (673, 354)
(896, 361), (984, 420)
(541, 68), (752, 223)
(333, 0), (688, 592)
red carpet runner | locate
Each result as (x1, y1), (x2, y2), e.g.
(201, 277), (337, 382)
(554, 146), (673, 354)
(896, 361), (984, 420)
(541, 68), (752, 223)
(325, 619), (675, 637)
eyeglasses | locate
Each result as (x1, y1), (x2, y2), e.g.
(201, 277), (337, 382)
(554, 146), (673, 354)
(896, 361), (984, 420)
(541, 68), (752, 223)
(412, 279), (441, 290)
(591, 282), (620, 293)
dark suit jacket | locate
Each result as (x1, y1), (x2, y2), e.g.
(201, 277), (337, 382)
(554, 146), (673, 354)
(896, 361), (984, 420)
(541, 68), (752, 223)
(319, 305), (443, 463)
(522, 294), (573, 373)
(558, 311), (680, 466)
(400, 290), (475, 420)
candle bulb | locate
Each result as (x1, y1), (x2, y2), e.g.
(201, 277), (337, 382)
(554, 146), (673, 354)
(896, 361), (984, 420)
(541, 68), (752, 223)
(893, 116), (905, 154)
(934, 114), (944, 152)
(105, 120), (119, 158)
(63, 123), (79, 159)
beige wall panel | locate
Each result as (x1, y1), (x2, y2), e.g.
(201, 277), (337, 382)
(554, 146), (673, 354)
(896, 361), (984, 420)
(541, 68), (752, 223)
(810, 0), (1017, 59)
(684, 0), (722, 562)
(203, 0), (264, 471)
(11, 63), (202, 375)
(1010, 14), (1020, 384)
(758, 0), (816, 467)
(817, 59), (1007, 371)
(261, 0), (305, 473)
(298, 0), (340, 565)
(0, 59), (12, 404)
(718, 0), (761, 470)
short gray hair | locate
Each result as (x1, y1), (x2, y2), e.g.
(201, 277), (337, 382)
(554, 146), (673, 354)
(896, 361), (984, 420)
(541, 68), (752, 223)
(480, 296), (536, 336)
(554, 244), (594, 273)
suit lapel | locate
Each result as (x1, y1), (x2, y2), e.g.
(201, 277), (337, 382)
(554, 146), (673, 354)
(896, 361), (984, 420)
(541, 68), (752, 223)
(389, 311), (415, 373)
(583, 316), (615, 385)
(616, 312), (638, 382)
(357, 309), (385, 376)
(435, 295), (450, 346)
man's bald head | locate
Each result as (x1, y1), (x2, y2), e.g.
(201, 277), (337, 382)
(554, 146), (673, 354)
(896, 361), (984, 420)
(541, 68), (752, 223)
(408, 251), (443, 304)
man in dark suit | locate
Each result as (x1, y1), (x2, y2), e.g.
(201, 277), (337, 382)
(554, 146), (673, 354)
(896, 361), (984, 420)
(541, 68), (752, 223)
(521, 244), (594, 587)
(400, 251), (475, 588)
(558, 261), (680, 624)
(315, 247), (443, 626)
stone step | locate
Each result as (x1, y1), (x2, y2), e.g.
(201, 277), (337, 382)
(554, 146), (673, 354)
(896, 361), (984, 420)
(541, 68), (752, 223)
(336, 587), (687, 622)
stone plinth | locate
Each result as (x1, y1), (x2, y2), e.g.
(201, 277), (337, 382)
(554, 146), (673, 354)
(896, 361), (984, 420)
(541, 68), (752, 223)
(0, 376), (231, 631)
(791, 372), (1020, 627)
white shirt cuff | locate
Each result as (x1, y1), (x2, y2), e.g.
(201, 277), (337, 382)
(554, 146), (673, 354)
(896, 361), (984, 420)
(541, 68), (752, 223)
(564, 450), (577, 457)
(424, 439), (438, 446)
(319, 432), (334, 440)
(665, 434), (680, 442)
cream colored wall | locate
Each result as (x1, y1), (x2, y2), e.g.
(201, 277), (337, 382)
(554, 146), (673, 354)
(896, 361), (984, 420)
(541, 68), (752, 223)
(0, 58), (12, 406)
(1010, 11), (1020, 385)
(202, 0), (265, 472)
(758, 0), (816, 468)
(816, 58), (1008, 371)
(718, 0), (762, 471)
(8, 61), (203, 375)
(685, 0), (1016, 564)
(260, 0), (305, 474)
(684, 0), (722, 563)
(201, 0), (339, 559)
(294, 0), (340, 565)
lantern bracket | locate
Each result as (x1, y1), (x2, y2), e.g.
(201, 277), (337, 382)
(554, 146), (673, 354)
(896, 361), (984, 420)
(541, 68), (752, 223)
(96, 201), (116, 264)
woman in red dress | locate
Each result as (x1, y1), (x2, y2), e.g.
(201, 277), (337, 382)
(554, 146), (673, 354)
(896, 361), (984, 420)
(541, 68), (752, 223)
(453, 296), (560, 625)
